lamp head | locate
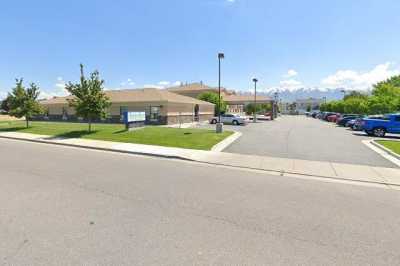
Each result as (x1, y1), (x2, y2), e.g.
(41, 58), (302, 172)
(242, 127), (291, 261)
(218, 53), (225, 59)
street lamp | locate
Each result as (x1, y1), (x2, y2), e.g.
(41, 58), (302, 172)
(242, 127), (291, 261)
(216, 53), (225, 133)
(273, 92), (279, 119)
(252, 78), (258, 123)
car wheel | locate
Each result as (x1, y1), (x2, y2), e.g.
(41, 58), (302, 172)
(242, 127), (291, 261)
(373, 127), (386, 137)
(211, 119), (217, 124)
(232, 120), (239, 126)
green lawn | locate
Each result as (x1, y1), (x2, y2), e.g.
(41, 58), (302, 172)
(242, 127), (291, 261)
(0, 121), (232, 150)
(376, 140), (400, 155)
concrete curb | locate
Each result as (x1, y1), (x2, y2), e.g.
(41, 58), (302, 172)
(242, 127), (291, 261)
(362, 139), (400, 168)
(211, 131), (242, 152)
(192, 157), (400, 189)
(0, 134), (194, 161)
(371, 139), (400, 160)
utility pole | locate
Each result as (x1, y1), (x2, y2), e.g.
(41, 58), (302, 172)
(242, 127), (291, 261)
(216, 53), (225, 133)
(252, 78), (258, 123)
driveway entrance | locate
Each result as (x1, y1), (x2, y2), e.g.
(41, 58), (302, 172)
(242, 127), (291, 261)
(222, 116), (396, 168)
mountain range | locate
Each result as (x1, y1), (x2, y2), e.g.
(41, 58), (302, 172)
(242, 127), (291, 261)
(249, 88), (370, 102)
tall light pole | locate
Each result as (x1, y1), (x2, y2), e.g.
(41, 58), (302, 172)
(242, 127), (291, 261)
(216, 53), (225, 133)
(252, 78), (258, 123)
(273, 91), (279, 119)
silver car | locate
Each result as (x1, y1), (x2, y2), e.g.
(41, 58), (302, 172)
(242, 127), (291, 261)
(209, 114), (247, 125)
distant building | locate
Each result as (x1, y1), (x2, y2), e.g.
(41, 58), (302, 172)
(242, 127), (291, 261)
(295, 98), (324, 114)
(168, 82), (273, 115)
(280, 98), (324, 115)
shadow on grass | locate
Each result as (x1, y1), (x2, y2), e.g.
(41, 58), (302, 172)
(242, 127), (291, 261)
(0, 126), (27, 132)
(50, 130), (98, 139)
(113, 129), (129, 134)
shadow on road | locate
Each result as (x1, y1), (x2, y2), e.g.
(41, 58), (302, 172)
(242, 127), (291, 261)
(352, 132), (400, 139)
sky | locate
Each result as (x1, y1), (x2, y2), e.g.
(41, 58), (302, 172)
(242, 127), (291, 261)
(1, 0), (400, 99)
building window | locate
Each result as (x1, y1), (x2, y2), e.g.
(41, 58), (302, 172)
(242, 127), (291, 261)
(120, 106), (128, 121)
(150, 106), (160, 121)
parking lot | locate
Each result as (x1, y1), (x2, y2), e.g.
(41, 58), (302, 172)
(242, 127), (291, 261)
(205, 116), (396, 168)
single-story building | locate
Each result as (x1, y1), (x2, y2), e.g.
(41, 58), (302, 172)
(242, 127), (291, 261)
(168, 82), (274, 115)
(38, 88), (215, 125)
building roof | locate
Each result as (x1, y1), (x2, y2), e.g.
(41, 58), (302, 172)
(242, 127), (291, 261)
(167, 82), (216, 93)
(223, 94), (272, 104)
(40, 88), (214, 106)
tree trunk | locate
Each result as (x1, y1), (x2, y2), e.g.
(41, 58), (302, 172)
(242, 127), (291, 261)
(26, 117), (29, 128)
(88, 119), (92, 132)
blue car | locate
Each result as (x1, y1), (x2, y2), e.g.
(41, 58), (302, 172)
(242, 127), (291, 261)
(363, 114), (400, 137)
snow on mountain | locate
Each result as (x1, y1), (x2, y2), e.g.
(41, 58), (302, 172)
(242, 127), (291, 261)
(256, 87), (353, 102)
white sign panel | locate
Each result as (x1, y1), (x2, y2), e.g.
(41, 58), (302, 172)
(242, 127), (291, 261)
(127, 112), (146, 122)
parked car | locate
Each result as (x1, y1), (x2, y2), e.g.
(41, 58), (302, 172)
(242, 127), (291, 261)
(327, 113), (339, 122)
(321, 112), (336, 121)
(346, 119), (356, 128)
(311, 111), (319, 118)
(209, 114), (248, 125)
(337, 115), (362, 127)
(363, 114), (400, 137)
(350, 116), (384, 131)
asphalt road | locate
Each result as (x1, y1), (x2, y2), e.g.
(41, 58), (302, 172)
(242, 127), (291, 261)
(223, 116), (396, 167)
(1, 139), (400, 265)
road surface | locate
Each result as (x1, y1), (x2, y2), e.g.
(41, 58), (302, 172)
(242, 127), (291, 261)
(223, 116), (396, 167)
(1, 139), (400, 265)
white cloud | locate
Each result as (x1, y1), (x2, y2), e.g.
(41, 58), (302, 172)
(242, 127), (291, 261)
(120, 78), (136, 87)
(227, 0), (235, 2)
(105, 87), (121, 91)
(55, 77), (66, 89)
(143, 84), (164, 89)
(283, 69), (298, 78)
(39, 77), (69, 99)
(321, 62), (400, 90)
(158, 81), (170, 86)
(144, 81), (181, 89)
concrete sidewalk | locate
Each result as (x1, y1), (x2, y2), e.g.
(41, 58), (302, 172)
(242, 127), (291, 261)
(1, 131), (400, 188)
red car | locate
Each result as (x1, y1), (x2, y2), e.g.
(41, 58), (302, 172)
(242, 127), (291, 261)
(327, 113), (340, 123)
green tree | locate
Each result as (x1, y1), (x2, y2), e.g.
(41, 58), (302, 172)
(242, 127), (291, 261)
(306, 104), (311, 112)
(8, 79), (43, 128)
(319, 103), (327, 112)
(197, 92), (227, 115)
(343, 98), (369, 114)
(65, 64), (111, 132)
(367, 96), (398, 115)
(244, 103), (272, 115)
(343, 90), (369, 101)
(244, 103), (262, 115)
(374, 75), (400, 94)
